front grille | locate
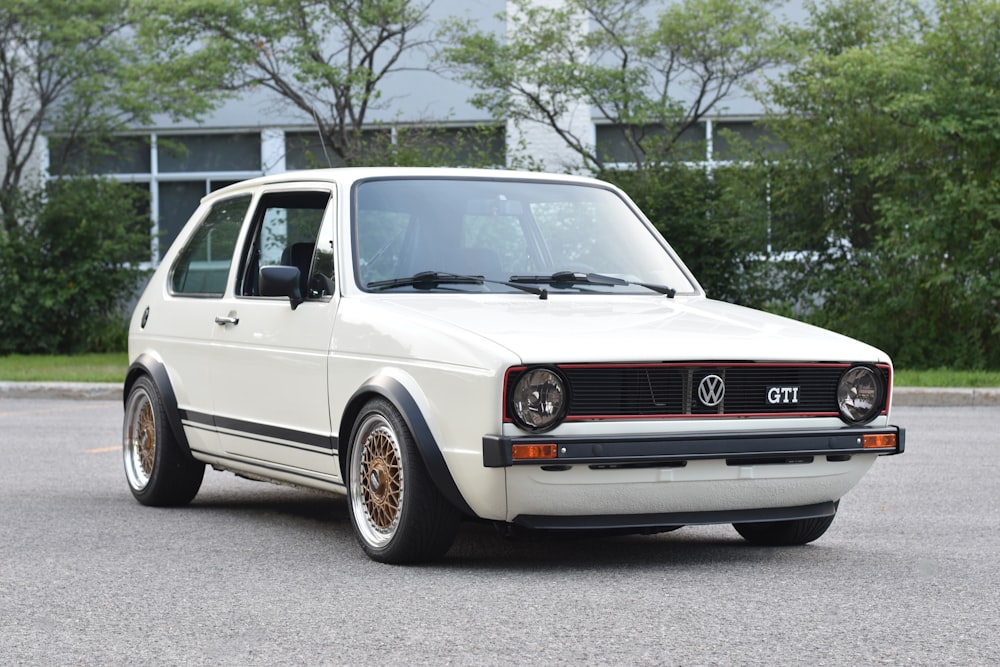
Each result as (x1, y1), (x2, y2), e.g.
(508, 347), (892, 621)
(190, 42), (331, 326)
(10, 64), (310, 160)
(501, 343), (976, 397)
(506, 362), (890, 421)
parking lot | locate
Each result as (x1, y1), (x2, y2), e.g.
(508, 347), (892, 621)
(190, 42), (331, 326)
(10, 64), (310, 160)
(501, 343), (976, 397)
(2, 399), (998, 665)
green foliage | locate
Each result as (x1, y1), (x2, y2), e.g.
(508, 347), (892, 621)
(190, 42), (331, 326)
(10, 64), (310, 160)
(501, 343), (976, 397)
(440, 0), (788, 170)
(0, 0), (219, 225)
(348, 125), (506, 168)
(749, 0), (1000, 368)
(599, 165), (770, 301)
(134, 0), (432, 165)
(0, 180), (150, 354)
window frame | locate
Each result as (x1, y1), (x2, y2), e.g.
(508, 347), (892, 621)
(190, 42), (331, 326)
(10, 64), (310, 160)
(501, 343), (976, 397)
(235, 188), (337, 302)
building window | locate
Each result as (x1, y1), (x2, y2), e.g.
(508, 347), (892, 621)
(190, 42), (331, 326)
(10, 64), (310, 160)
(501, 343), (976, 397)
(710, 121), (785, 161)
(284, 129), (391, 169)
(595, 123), (707, 165)
(398, 126), (506, 166)
(157, 179), (243, 259)
(48, 132), (264, 265)
(157, 134), (261, 173)
(594, 119), (783, 165)
(47, 125), (505, 267)
(48, 135), (152, 175)
(285, 124), (505, 170)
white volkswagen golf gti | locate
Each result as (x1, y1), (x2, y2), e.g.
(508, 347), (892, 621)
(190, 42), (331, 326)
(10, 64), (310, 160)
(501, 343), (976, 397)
(123, 167), (904, 563)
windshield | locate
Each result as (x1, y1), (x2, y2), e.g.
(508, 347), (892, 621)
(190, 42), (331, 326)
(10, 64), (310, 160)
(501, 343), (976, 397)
(353, 177), (697, 295)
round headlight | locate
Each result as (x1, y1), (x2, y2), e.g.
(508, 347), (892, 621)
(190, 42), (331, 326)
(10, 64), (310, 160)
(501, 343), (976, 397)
(837, 366), (883, 424)
(510, 367), (568, 432)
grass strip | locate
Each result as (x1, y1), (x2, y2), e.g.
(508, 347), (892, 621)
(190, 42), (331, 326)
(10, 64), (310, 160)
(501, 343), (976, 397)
(893, 368), (1000, 388)
(0, 353), (128, 383)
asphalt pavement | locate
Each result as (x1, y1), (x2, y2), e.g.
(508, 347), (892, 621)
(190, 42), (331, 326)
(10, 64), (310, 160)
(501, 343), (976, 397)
(2, 399), (999, 665)
(1, 381), (998, 406)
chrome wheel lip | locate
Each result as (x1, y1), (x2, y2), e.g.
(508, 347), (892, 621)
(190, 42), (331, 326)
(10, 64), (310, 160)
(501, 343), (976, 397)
(349, 413), (404, 549)
(123, 386), (155, 492)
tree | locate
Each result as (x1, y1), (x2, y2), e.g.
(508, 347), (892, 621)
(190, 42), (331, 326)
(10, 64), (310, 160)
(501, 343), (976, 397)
(754, 0), (1000, 368)
(0, 0), (218, 230)
(440, 0), (788, 172)
(135, 0), (434, 166)
(1, 1), (221, 352)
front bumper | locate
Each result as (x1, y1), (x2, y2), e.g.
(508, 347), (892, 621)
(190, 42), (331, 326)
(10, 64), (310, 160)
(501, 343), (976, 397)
(483, 426), (905, 468)
(512, 500), (838, 531)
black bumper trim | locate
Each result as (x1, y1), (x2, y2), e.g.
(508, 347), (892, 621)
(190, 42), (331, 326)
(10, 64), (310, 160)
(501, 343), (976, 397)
(483, 426), (905, 467)
(513, 501), (838, 531)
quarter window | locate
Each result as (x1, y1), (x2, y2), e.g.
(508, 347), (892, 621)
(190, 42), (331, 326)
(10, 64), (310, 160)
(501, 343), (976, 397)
(170, 195), (251, 296)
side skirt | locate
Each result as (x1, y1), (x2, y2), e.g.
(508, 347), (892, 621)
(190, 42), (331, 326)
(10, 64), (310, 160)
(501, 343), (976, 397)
(190, 447), (346, 495)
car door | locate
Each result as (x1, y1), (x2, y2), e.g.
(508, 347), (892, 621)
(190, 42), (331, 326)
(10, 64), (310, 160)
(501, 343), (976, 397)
(208, 186), (342, 486)
(157, 193), (254, 455)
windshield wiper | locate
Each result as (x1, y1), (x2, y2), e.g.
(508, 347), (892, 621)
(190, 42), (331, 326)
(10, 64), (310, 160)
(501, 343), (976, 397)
(369, 271), (480, 290)
(508, 271), (676, 298)
(368, 271), (548, 299)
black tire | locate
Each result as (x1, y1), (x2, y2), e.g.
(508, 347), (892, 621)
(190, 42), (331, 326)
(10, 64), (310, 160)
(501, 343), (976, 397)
(122, 375), (204, 506)
(346, 398), (460, 564)
(733, 512), (836, 546)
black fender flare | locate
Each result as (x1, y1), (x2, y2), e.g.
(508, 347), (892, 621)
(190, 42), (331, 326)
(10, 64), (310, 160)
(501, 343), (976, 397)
(123, 353), (195, 461)
(341, 376), (474, 517)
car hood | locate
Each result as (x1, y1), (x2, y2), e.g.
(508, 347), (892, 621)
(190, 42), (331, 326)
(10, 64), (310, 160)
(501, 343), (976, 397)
(374, 294), (889, 365)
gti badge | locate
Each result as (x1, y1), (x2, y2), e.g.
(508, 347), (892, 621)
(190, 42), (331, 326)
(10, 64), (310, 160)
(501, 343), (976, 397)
(767, 386), (800, 404)
(697, 374), (725, 407)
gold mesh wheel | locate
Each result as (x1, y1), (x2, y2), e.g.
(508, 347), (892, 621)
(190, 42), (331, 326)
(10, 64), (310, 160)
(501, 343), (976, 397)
(346, 397), (461, 563)
(121, 375), (205, 506)
(360, 426), (403, 529)
(350, 413), (405, 548)
(123, 386), (156, 491)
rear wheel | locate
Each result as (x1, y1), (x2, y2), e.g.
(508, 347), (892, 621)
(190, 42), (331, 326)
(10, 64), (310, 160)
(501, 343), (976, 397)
(123, 375), (204, 506)
(347, 398), (460, 564)
(733, 512), (836, 546)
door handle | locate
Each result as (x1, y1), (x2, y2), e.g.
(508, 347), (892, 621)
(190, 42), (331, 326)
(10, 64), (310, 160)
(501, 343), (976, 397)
(214, 314), (239, 326)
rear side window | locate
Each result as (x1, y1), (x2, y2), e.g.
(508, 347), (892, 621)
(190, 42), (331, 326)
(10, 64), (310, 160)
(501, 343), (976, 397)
(170, 195), (251, 296)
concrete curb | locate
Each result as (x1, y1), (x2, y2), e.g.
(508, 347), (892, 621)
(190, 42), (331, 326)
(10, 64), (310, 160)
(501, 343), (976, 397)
(0, 382), (123, 402)
(1, 381), (999, 407)
(890, 386), (1000, 407)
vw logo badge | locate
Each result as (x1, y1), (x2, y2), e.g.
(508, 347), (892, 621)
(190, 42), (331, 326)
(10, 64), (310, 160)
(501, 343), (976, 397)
(698, 374), (725, 407)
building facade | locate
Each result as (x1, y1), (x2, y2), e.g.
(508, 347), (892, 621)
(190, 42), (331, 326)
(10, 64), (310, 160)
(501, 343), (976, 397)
(36, 0), (794, 266)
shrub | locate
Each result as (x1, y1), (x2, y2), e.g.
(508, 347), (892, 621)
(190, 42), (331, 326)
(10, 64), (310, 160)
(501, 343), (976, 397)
(599, 165), (771, 304)
(0, 178), (150, 354)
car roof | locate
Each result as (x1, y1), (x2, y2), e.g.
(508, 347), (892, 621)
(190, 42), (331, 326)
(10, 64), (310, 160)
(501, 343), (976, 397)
(205, 167), (610, 202)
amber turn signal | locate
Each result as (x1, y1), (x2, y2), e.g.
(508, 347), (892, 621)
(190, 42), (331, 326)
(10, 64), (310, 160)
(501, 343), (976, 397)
(862, 433), (896, 449)
(511, 443), (558, 460)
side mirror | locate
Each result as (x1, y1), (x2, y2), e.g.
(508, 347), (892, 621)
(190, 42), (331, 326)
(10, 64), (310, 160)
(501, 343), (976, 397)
(259, 265), (304, 310)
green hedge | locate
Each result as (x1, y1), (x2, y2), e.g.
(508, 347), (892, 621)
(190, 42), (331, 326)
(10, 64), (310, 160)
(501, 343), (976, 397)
(0, 179), (150, 355)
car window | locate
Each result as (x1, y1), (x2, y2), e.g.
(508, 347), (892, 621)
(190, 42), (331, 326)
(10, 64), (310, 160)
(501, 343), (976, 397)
(354, 178), (696, 293)
(170, 195), (251, 296)
(237, 190), (334, 298)
(355, 181), (538, 284)
(463, 214), (536, 276)
(532, 200), (626, 272)
(356, 209), (410, 284)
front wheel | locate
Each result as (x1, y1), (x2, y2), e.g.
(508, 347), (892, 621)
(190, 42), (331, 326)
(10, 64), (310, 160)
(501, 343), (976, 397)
(347, 398), (460, 564)
(123, 375), (204, 506)
(733, 512), (836, 546)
